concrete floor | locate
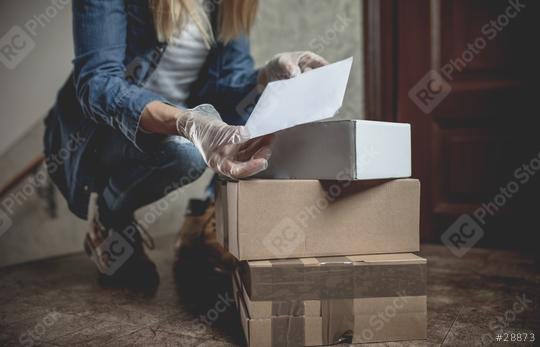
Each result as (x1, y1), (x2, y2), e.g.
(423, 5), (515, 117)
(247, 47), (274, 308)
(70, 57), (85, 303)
(0, 236), (538, 347)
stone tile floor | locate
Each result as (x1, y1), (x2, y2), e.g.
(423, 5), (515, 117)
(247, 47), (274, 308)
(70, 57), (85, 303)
(0, 235), (538, 346)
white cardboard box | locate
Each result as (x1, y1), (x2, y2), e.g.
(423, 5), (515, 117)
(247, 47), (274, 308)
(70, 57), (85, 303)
(255, 120), (411, 180)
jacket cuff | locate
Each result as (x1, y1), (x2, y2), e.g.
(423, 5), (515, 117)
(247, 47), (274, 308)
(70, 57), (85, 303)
(116, 87), (169, 150)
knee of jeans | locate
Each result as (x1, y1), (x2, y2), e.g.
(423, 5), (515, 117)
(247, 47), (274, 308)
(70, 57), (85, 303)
(155, 137), (207, 184)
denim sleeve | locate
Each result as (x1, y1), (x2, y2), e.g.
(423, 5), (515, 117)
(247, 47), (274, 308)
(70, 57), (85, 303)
(217, 36), (259, 95)
(71, 0), (168, 147)
(188, 36), (259, 125)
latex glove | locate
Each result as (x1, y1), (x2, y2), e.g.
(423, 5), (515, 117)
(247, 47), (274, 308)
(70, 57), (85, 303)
(258, 51), (329, 87)
(176, 104), (273, 179)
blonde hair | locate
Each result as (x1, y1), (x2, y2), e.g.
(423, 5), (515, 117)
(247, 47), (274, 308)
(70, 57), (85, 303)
(149, 0), (258, 45)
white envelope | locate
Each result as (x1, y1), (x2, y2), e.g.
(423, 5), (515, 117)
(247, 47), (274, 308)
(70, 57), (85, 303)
(245, 57), (353, 139)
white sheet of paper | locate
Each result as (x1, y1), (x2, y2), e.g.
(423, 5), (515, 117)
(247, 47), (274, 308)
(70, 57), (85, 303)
(245, 57), (353, 139)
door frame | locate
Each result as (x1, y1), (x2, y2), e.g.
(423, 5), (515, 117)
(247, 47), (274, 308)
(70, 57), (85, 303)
(363, 0), (398, 123)
(363, 0), (435, 241)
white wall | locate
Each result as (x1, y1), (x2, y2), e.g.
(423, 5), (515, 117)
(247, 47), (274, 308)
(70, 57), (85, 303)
(0, 0), (73, 156)
(251, 0), (364, 119)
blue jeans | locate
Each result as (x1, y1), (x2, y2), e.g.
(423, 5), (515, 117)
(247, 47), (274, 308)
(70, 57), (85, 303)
(95, 130), (208, 225)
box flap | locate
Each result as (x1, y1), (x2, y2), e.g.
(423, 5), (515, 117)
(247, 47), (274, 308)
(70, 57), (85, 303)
(348, 253), (427, 265)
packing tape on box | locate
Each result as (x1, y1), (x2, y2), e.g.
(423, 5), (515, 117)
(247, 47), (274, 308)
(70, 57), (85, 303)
(271, 299), (305, 316)
(320, 258), (354, 344)
(321, 300), (354, 344)
(234, 270), (315, 317)
(271, 315), (306, 347)
(240, 257), (426, 301)
(234, 283), (308, 346)
(266, 312), (354, 347)
(234, 276), (354, 346)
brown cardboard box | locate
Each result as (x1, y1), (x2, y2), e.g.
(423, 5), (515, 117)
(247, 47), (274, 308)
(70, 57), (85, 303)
(233, 254), (427, 345)
(216, 179), (420, 260)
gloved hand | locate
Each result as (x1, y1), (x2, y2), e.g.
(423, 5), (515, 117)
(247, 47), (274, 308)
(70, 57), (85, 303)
(176, 104), (273, 179)
(258, 51), (329, 87)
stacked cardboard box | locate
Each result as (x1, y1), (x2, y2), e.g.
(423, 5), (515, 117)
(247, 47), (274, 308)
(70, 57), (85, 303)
(216, 120), (427, 346)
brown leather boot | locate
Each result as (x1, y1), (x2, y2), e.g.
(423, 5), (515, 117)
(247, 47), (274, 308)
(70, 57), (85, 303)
(173, 199), (237, 276)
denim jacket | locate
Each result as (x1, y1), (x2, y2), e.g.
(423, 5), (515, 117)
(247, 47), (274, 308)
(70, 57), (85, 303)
(44, 0), (259, 219)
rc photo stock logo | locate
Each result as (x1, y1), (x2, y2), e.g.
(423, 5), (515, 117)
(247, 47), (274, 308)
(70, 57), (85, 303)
(0, 208), (14, 238)
(408, 70), (452, 114)
(0, 0), (70, 70)
(441, 215), (485, 258)
(263, 217), (305, 258)
(0, 26), (35, 70)
(89, 232), (134, 276)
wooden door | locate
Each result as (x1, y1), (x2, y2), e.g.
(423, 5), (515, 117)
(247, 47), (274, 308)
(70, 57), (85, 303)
(366, 0), (540, 248)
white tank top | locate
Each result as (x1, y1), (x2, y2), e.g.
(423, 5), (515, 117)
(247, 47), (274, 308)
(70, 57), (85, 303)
(144, 16), (211, 106)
